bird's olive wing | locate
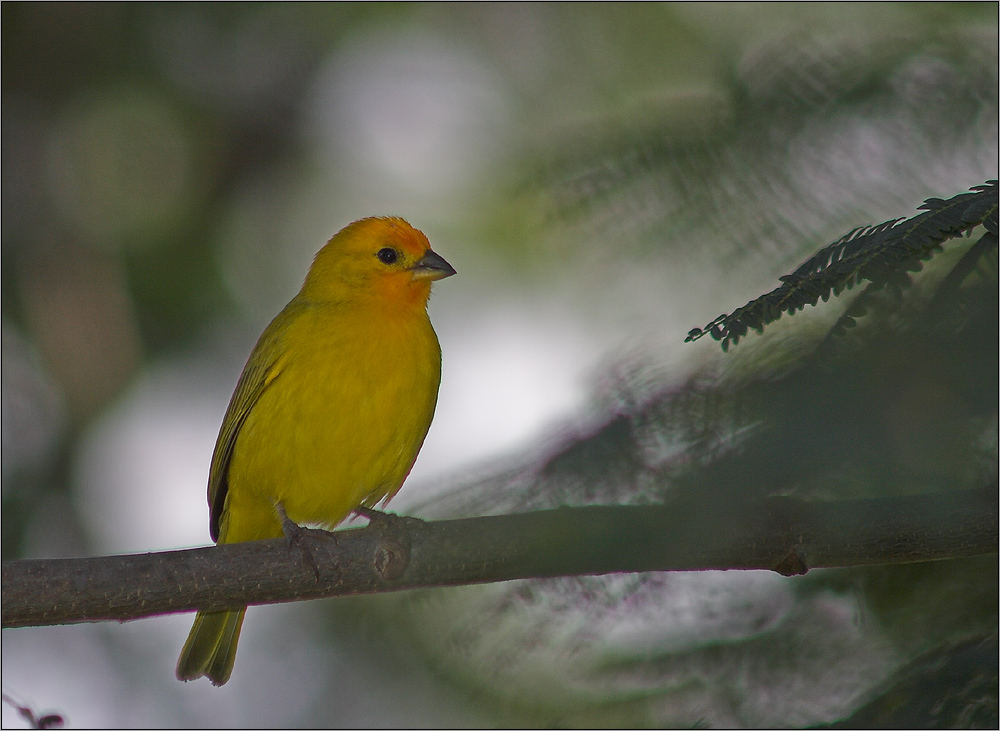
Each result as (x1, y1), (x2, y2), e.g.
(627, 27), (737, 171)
(207, 320), (288, 542)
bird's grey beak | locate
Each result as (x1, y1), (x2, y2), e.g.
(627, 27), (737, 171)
(410, 249), (456, 281)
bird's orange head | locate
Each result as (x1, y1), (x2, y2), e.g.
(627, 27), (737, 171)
(301, 216), (455, 308)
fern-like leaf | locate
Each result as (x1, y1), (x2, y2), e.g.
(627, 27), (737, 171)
(685, 181), (999, 349)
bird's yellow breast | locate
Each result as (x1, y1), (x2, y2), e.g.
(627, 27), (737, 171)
(220, 298), (441, 542)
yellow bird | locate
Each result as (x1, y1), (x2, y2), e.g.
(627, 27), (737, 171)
(176, 216), (455, 685)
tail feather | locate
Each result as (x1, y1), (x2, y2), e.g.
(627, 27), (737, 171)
(176, 608), (246, 686)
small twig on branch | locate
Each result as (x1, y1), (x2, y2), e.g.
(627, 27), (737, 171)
(1, 692), (65, 730)
(2, 488), (996, 629)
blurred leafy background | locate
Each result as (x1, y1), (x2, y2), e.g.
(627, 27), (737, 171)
(2, 2), (996, 728)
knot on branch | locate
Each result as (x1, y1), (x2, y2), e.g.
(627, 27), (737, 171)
(360, 510), (417, 581)
(774, 548), (810, 576)
(373, 538), (409, 581)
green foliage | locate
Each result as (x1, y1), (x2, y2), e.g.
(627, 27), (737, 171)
(820, 633), (998, 729)
(400, 48), (998, 721)
(686, 181), (999, 350)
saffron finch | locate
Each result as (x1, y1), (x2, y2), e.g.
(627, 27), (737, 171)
(176, 216), (455, 685)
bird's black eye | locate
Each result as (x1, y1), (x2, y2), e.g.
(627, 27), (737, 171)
(376, 247), (399, 265)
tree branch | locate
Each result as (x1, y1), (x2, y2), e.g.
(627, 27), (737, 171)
(3, 488), (996, 629)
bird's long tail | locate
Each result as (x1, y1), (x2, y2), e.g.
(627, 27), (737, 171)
(176, 608), (246, 686)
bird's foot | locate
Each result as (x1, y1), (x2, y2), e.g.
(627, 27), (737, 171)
(275, 502), (322, 581)
(353, 505), (424, 528)
(353, 504), (387, 523)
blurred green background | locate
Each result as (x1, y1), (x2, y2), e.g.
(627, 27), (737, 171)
(2, 2), (996, 728)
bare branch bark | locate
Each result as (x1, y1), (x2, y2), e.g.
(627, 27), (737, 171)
(3, 488), (996, 629)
